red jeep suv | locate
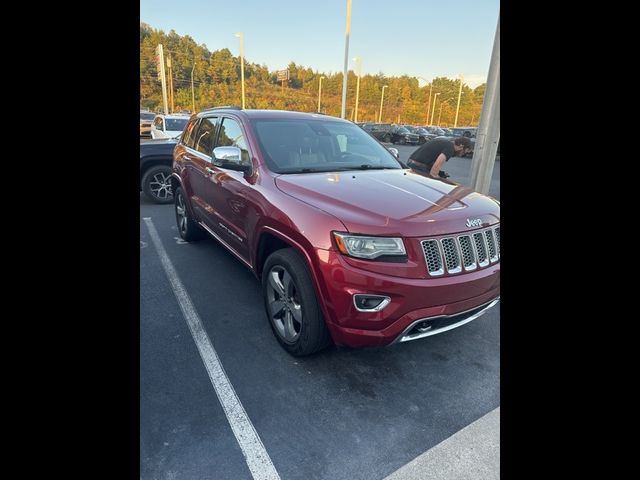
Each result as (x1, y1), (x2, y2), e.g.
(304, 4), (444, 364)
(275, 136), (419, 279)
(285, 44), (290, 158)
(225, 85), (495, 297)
(171, 107), (500, 356)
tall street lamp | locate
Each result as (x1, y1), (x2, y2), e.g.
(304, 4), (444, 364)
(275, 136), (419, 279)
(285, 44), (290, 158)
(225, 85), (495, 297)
(234, 32), (245, 109)
(430, 92), (441, 127)
(353, 57), (362, 123)
(438, 101), (448, 126)
(417, 76), (432, 125)
(378, 85), (388, 123)
(340, 0), (353, 119)
(191, 62), (196, 113)
(454, 74), (463, 127)
(317, 76), (325, 113)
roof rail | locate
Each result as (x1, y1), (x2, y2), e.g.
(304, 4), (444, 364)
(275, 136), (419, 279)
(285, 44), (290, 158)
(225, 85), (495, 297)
(202, 105), (243, 111)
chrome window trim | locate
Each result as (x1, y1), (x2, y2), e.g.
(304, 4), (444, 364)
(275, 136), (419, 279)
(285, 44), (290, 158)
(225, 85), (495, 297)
(393, 297), (500, 344)
(185, 145), (212, 163)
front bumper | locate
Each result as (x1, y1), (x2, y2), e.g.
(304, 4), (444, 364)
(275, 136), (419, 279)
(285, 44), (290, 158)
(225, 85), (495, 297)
(313, 249), (500, 348)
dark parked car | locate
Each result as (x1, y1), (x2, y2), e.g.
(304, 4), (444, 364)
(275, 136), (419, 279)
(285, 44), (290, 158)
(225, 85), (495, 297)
(360, 123), (393, 142)
(390, 126), (420, 145)
(140, 137), (178, 203)
(406, 126), (437, 144)
(451, 127), (477, 138)
(171, 108), (500, 356)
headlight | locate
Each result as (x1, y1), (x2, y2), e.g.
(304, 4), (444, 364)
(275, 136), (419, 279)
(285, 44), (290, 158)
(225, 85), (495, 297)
(333, 232), (406, 260)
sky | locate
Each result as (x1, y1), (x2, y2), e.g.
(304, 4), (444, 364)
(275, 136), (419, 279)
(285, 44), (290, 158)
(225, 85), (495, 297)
(140, 0), (499, 88)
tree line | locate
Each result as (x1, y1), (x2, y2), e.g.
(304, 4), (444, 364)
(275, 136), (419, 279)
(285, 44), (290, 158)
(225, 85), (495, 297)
(140, 23), (485, 126)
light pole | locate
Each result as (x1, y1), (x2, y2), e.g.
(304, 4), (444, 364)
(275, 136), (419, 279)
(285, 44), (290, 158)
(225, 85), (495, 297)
(234, 32), (245, 109)
(378, 85), (388, 123)
(454, 74), (463, 127)
(191, 62), (196, 113)
(340, 0), (353, 119)
(317, 76), (325, 112)
(353, 57), (362, 123)
(438, 101), (448, 126)
(417, 76), (432, 125)
(430, 92), (441, 127)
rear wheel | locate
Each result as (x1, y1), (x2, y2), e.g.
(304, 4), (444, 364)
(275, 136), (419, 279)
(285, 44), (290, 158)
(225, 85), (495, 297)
(174, 187), (205, 241)
(262, 248), (331, 356)
(142, 165), (173, 204)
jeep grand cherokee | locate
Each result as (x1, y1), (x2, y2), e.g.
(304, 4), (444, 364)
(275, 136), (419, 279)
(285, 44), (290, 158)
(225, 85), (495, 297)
(171, 108), (500, 356)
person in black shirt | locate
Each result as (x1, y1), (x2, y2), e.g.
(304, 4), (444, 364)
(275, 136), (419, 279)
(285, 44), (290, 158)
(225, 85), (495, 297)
(407, 137), (473, 178)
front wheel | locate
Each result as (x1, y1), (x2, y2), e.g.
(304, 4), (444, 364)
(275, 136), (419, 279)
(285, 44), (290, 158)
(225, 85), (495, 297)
(262, 248), (331, 356)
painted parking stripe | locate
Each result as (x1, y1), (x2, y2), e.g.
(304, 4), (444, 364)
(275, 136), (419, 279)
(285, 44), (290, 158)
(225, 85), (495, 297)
(383, 407), (500, 480)
(143, 217), (280, 480)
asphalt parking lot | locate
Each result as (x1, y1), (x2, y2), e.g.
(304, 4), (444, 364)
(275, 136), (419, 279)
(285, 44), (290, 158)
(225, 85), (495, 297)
(140, 143), (500, 479)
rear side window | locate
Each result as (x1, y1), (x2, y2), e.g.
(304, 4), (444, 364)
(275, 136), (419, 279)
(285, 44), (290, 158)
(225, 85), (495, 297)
(194, 117), (218, 156)
(181, 118), (199, 148)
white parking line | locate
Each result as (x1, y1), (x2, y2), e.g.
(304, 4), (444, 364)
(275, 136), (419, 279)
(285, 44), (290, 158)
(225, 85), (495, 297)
(143, 217), (281, 480)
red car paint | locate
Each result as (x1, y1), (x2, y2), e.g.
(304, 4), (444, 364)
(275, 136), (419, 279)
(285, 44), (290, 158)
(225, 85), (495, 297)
(172, 109), (499, 348)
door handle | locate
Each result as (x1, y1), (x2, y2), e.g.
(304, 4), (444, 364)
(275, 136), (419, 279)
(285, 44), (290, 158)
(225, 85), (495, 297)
(205, 167), (215, 175)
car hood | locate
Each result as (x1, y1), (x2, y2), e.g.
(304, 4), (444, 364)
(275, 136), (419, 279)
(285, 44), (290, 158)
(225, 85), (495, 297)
(274, 169), (499, 237)
(140, 138), (178, 155)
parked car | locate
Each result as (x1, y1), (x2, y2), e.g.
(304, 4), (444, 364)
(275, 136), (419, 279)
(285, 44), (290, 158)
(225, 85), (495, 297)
(140, 136), (179, 203)
(360, 123), (393, 142)
(451, 127), (477, 138)
(171, 108), (500, 356)
(425, 126), (446, 136)
(140, 110), (155, 137)
(151, 114), (190, 139)
(406, 126), (437, 144)
(390, 125), (420, 145)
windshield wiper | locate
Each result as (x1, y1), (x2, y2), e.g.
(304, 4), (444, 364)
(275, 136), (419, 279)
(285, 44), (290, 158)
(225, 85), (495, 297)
(336, 165), (397, 171)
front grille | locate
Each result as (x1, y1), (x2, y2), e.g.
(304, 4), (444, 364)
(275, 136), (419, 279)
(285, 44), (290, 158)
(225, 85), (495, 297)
(421, 240), (444, 276)
(421, 225), (499, 277)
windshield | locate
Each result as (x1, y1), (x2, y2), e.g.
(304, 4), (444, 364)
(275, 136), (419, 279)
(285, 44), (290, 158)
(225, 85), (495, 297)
(140, 112), (155, 121)
(165, 118), (188, 131)
(251, 118), (402, 174)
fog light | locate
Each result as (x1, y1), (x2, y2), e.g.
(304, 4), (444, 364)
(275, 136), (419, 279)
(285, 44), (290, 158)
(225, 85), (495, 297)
(353, 294), (391, 312)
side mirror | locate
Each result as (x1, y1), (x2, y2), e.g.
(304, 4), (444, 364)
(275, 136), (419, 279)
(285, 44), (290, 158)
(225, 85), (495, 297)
(388, 147), (400, 160)
(212, 146), (251, 173)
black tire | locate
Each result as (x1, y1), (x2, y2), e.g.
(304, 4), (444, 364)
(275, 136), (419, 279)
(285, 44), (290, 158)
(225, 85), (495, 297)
(174, 186), (206, 242)
(142, 165), (174, 204)
(262, 248), (331, 356)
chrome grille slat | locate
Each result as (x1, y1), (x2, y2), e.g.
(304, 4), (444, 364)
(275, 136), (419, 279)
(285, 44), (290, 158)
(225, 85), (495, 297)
(421, 240), (444, 276)
(472, 232), (490, 267)
(494, 227), (500, 257)
(441, 238), (462, 274)
(458, 235), (477, 271)
(485, 230), (499, 263)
